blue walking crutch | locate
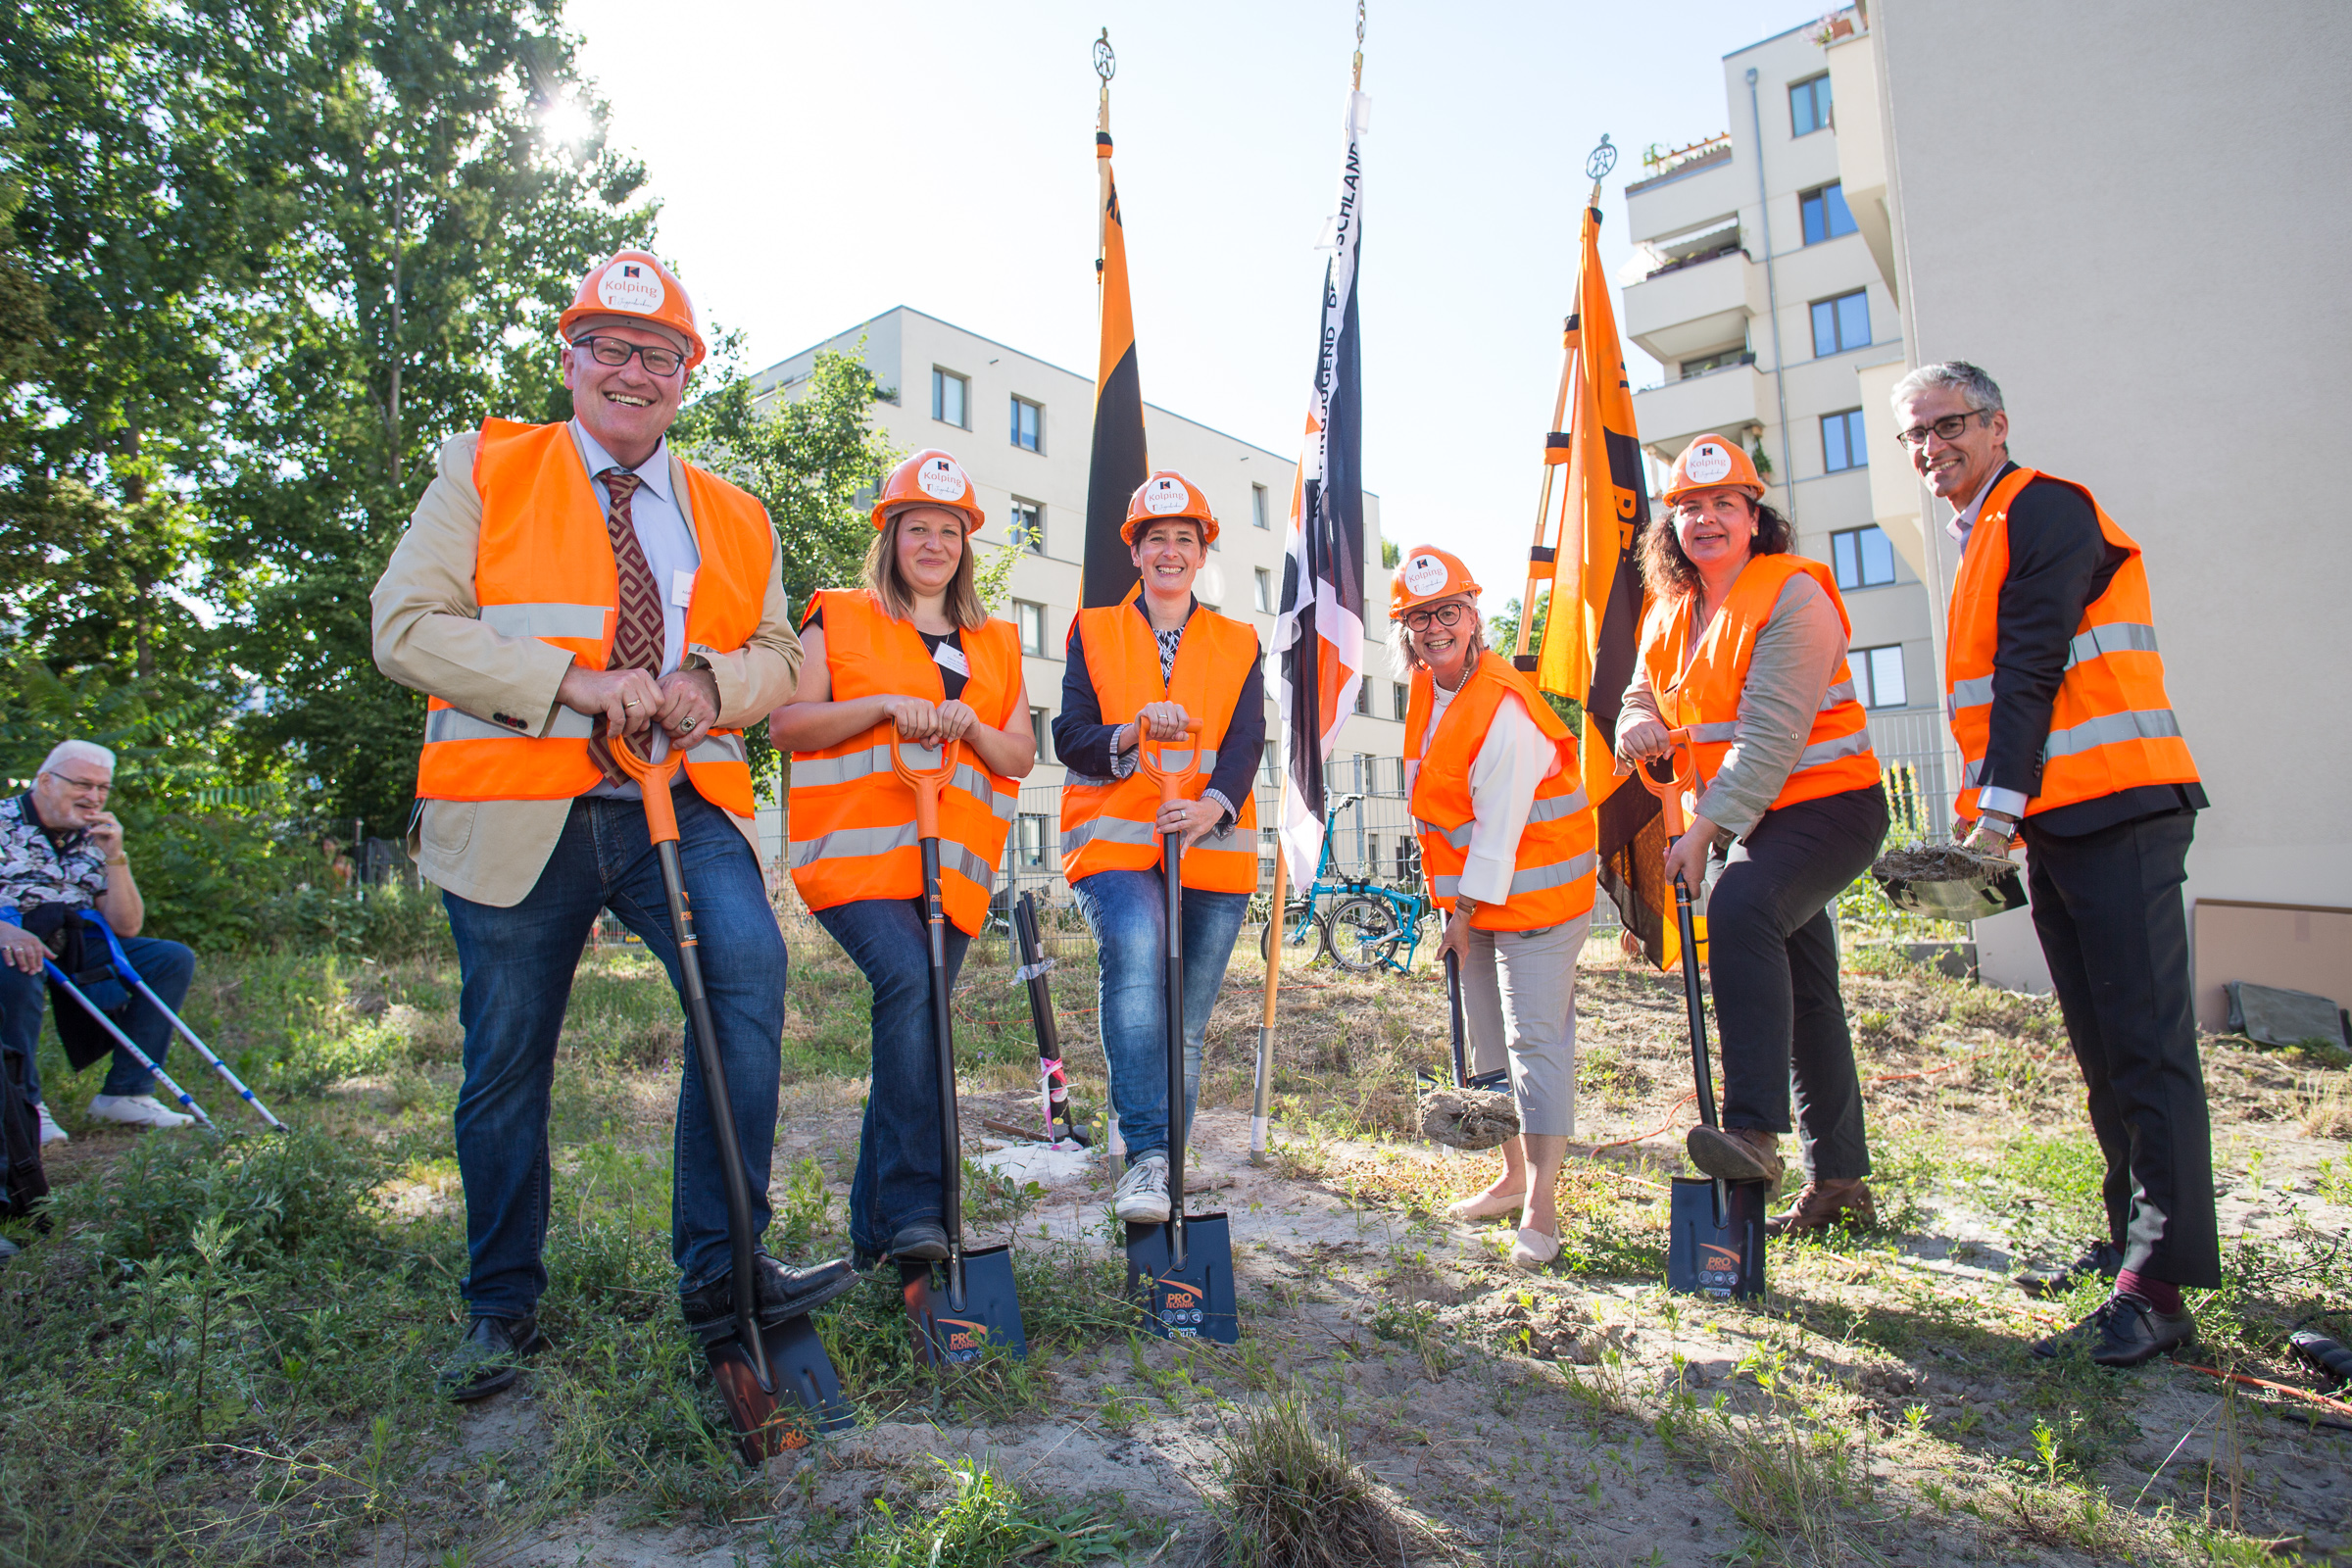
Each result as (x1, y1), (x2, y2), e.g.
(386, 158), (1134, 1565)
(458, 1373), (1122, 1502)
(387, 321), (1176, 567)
(1, 911), (215, 1129)
(77, 911), (282, 1130)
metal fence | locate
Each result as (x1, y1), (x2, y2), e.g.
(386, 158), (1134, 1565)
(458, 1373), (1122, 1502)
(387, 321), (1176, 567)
(1863, 708), (1959, 842)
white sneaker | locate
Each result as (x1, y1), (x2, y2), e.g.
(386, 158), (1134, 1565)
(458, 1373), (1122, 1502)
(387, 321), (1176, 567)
(87, 1094), (194, 1129)
(34, 1101), (68, 1145)
(1112, 1154), (1172, 1224)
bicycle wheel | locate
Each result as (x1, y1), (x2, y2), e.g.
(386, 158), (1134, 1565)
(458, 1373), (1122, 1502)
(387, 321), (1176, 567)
(1260, 907), (1328, 966)
(1325, 894), (1406, 973)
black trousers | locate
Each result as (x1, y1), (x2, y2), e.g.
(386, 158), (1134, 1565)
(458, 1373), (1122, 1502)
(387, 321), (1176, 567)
(1710, 783), (1889, 1181)
(2022, 808), (2219, 1288)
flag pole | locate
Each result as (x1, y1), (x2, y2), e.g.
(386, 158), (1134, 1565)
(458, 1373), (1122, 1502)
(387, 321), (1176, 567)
(1250, 780), (1286, 1164)
(1515, 331), (1578, 667)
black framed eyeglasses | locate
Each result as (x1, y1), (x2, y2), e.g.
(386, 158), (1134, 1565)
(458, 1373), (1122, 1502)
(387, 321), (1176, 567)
(573, 335), (686, 378)
(1894, 408), (1992, 448)
(1403, 603), (1470, 632)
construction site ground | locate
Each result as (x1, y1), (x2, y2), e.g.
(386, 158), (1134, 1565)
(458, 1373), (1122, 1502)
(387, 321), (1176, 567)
(6, 901), (2349, 1567)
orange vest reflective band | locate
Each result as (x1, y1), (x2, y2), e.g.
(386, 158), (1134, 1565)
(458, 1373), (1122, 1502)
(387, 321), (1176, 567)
(414, 420), (769, 815)
(1945, 467), (2199, 818)
(787, 591), (1021, 935)
(1403, 653), (1596, 931)
(1058, 606), (1261, 894)
(1637, 553), (1880, 814)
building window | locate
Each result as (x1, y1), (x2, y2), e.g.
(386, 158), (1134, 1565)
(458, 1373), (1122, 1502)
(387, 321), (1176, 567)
(1259, 741), (1279, 789)
(1799, 182), (1857, 245)
(1015, 813), (1052, 870)
(1014, 599), (1047, 656)
(1821, 409), (1868, 473)
(1810, 290), (1871, 358)
(1352, 681), (1369, 716)
(931, 368), (967, 428)
(1832, 525), (1897, 591)
(1392, 682), (1408, 720)
(1253, 567), (1273, 612)
(1789, 74), (1832, 137)
(1680, 347), (1749, 379)
(1008, 499), (1044, 555)
(1030, 707), (1052, 762)
(1251, 484), (1271, 529)
(1009, 395), (1042, 453)
(1855, 644), (1908, 710)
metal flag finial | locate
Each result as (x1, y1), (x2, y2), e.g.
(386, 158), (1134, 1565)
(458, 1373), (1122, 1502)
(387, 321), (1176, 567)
(1586, 134), (1617, 182)
(1094, 28), (1115, 83)
(1353, 0), (1366, 89)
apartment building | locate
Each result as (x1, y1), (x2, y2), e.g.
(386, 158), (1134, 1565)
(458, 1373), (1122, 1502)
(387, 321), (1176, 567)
(1618, 17), (1942, 805)
(744, 307), (1408, 887)
(1819, 0), (2352, 1009)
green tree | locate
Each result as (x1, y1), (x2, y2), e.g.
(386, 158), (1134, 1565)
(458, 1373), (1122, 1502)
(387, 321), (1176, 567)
(1485, 592), (1584, 731)
(1380, 537), (1400, 569)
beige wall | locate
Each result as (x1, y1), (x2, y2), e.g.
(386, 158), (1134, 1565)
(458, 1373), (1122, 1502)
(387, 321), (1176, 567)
(1875, 0), (2352, 917)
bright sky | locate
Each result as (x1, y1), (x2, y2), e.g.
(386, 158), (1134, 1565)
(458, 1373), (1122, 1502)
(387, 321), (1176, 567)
(563, 0), (1824, 610)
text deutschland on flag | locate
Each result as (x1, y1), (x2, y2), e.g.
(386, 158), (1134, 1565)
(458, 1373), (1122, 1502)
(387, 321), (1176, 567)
(1272, 89), (1370, 884)
(1531, 199), (1676, 967)
(1081, 91), (1149, 609)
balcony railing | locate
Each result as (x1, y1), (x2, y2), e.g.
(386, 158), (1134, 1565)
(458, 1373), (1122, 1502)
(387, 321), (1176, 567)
(1637, 133), (1732, 185)
(1645, 241), (1743, 281)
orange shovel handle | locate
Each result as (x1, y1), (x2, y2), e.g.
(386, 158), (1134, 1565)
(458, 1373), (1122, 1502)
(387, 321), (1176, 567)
(889, 733), (962, 841)
(1135, 719), (1205, 808)
(607, 728), (685, 845)
(1632, 727), (1697, 838)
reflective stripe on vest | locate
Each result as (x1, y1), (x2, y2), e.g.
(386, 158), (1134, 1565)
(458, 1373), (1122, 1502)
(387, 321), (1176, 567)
(412, 419), (766, 815)
(1402, 652), (1596, 932)
(1941, 468), (2200, 819)
(1057, 605), (1262, 894)
(786, 590), (1025, 934)
(1636, 553), (1880, 816)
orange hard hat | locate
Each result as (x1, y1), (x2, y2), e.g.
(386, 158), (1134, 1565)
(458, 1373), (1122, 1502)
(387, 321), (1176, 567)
(558, 250), (709, 370)
(1122, 471), (1220, 545)
(1662, 434), (1764, 506)
(870, 449), (984, 531)
(1391, 546), (1482, 620)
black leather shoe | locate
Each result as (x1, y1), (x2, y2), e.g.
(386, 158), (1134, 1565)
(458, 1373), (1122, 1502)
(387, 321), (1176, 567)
(888, 1220), (951, 1262)
(436, 1314), (543, 1402)
(679, 1251), (858, 1339)
(2032, 1292), (2195, 1367)
(2018, 1239), (2123, 1298)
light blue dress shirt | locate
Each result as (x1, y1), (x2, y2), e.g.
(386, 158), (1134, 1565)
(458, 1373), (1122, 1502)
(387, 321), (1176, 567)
(570, 421), (701, 795)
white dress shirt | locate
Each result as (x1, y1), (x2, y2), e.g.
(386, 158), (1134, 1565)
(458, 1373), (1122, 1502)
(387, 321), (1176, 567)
(571, 421), (701, 795)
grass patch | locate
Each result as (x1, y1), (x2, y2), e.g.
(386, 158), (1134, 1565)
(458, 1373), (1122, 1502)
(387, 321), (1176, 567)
(1210, 1392), (1440, 1568)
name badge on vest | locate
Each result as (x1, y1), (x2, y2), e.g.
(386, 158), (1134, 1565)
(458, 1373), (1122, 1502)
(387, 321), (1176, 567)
(933, 641), (970, 677)
(670, 568), (695, 609)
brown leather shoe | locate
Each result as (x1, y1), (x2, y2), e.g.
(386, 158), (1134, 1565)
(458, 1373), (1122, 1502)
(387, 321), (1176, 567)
(1685, 1125), (1785, 1184)
(1765, 1179), (1877, 1236)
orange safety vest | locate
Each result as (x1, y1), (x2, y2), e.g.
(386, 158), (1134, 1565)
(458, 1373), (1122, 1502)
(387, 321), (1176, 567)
(1058, 605), (1261, 894)
(1637, 553), (1880, 816)
(414, 419), (766, 815)
(787, 590), (1022, 935)
(1945, 467), (2199, 819)
(1403, 652), (1596, 931)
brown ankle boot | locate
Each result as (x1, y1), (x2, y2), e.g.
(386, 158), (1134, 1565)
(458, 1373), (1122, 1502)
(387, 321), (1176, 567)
(1765, 1179), (1877, 1236)
(1685, 1125), (1785, 1184)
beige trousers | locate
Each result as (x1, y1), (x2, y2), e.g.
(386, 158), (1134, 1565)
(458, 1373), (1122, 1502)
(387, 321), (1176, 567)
(1459, 911), (1592, 1139)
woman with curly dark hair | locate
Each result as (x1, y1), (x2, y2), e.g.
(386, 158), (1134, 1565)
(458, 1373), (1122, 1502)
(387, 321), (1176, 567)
(1615, 435), (1889, 1236)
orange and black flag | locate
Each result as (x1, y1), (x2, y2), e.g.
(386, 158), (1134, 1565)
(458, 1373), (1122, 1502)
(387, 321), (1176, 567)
(1529, 200), (1677, 968)
(1082, 72), (1149, 608)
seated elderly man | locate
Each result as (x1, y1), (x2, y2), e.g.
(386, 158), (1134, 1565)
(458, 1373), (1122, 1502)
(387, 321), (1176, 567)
(0, 741), (197, 1135)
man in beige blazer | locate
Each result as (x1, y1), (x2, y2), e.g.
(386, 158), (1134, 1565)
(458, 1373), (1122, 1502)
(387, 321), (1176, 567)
(371, 251), (855, 1401)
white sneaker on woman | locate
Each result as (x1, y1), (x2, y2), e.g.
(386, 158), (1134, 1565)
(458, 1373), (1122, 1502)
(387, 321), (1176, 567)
(87, 1094), (194, 1129)
(34, 1101), (68, 1145)
(1112, 1154), (1172, 1224)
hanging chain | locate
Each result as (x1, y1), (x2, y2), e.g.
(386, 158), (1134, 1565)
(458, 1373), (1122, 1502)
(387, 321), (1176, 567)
(1353, 0), (1366, 88)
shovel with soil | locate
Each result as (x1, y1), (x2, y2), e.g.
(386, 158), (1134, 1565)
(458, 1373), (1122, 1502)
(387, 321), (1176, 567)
(1871, 841), (2026, 922)
(1415, 948), (1519, 1151)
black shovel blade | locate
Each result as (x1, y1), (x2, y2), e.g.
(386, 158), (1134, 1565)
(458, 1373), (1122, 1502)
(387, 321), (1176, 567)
(1125, 1213), (1239, 1344)
(1666, 1177), (1769, 1300)
(704, 1314), (855, 1464)
(902, 1246), (1029, 1367)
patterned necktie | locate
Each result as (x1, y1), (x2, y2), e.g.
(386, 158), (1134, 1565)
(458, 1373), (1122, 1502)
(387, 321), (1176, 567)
(585, 467), (666, 785)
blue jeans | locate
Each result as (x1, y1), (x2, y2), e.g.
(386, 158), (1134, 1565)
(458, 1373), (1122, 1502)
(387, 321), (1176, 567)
(1070, 868), (1249, 1162)
(811, 898), (970, 1257)
(443, 790), (786, 1319)
(0, 932), (194, 1102)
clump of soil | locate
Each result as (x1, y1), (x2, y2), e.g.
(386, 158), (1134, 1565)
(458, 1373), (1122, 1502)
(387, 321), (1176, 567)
(1873, 843), (2014, 881)
(1416, 1086), (1517, 1151)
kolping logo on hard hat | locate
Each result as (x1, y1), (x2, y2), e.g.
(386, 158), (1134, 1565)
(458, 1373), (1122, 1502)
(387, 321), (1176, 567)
(1143, 476), (1192, 515)
(1402, 554), (1450, 597)
(597, 259), (666, 318)
(1684, 441), (1735, 485)
(916, 456), (968, 501)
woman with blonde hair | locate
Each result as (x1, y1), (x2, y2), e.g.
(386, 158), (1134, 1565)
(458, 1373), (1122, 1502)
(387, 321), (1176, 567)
(770, 449), (1035, 1268)
(1392, 547), (1596, 1270)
